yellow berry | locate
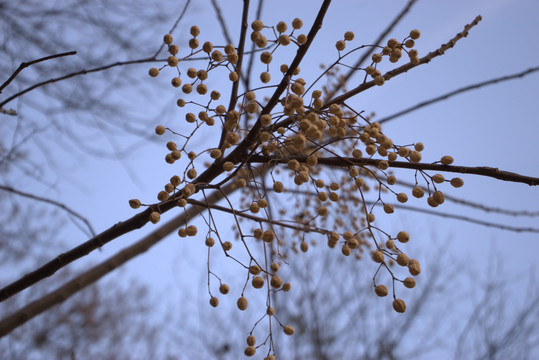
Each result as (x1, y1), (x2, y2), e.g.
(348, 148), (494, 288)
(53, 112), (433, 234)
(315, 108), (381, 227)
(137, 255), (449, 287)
(432, 174), (445, 184)
(375, 284), (388, 297)
(383, 204), (394, 214)
(282, 282), (291, 292)
(211, 50), (223, 62)
(270, 275), (283, 288)
(344, 31), (354, 41)
(374, 75), (385, 86)
(412, 186), (424, 198)
(163, 34), (173, 44)
(209, 297), (219, 307)
(371, 250), (384, 263)
(148, 67), (159, 77)
(404, 277), (416, 288)
(408, 259), (421, 275)
(292, 18), (303, 29)
(229, 71), (239, 82)
(273, 181), (284, 193)
(260, 51), (273, 64)
(251, 20), (264, 31)
(260, 71), (271, 83)
(202, 41), (213, 53)
(409, 150), (421, 163)
(404, 39), (415, 48)
(249, 265), (261, 275)
(223, 161), (235, 171)
(283, 325), (294, 335)
(205, 237), (215, 247)
(190, 25), (200, 37)
(157, 191), (169, 201)
(182, 84), (193, 94)
(168, 44), (179, 55)
(129, 199), (141, 209)
(244, 346), (256, 357)
(149, 211), (160, 224)
(188, 38), (199, 49)
(278, 34), (291, 46)
(397, 193), (408, 203)
(335, 40), (346, 51)
(397, 231), (409, 243)
(410, 29), (421, 40)
(396, 253), (410, 266)
(276, 21), (287, 33)
(451, 177), (464, 188)
(196, 83), (207, 95)
(252, 276), (264, 289)
(393, 299), (406, 313)
(246, 335), (256, 346)
(441, 155), (454, 165)
(167, 56), (179, 67)
(372, 53), (382, 63)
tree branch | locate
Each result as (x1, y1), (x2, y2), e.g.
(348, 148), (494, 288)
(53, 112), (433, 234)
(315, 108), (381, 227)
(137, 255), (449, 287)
(0, 51), (77, 94)
(0, 186), (228, 336)
(325, 0), (417, 99)
(378, 66), (539, 124)
(0, 184), (96, 237)
(247, 155), (539, 186)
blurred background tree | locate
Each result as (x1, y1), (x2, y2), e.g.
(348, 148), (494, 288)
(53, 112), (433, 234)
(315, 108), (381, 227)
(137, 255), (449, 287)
(1, 0), (538, 359)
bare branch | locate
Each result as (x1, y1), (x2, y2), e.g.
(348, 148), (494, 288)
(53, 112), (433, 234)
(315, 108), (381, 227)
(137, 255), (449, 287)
(397, 179), (539, 217)
(263, 186), (539, 233)
(0, 184), (96, 236)
(325, 0), (418, 99)
(152, 0), (192, 58)
(378, 66), (539, 124)
(0, 185), (230, 336)
(0, 51), (77, 94)
(248, 155), (539, 186)
(210, 0), (234, 45)
(0, 57), (157, 109)
(327, 15), (484, 108)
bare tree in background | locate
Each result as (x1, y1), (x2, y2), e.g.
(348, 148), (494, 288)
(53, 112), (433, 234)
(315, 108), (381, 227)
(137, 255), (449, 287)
(1, 0), (539, 359)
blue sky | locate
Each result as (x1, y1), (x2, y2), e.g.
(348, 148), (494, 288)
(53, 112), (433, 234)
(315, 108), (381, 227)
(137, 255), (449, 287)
(2, 0), (539, 357)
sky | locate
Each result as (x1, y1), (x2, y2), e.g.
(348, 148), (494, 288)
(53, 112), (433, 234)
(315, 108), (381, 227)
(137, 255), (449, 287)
(2, 0), (539, 358)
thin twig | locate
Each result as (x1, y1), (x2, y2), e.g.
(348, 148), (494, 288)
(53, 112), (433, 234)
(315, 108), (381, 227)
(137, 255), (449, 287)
(0, 185), (96, 236)
(210, 0), (234, 45)
(152, 0), (192, 58)
(0, 57), (158, 109)
(396, 179), (539, 217)
(261, 186), (539, 232)
(325, 0), (417, 99)
(0, 51), (77, 93)
(378, 66), (539, 124)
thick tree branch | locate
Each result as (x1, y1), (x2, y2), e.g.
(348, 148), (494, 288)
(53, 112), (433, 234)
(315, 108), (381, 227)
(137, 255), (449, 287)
(0, 186), (228, 336)
(0, 0), (335, 303)
(247, 155), (539, 186)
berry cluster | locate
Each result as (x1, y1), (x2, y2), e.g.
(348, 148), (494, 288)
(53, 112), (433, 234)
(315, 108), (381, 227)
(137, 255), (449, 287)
(129, 17), (464, 358)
